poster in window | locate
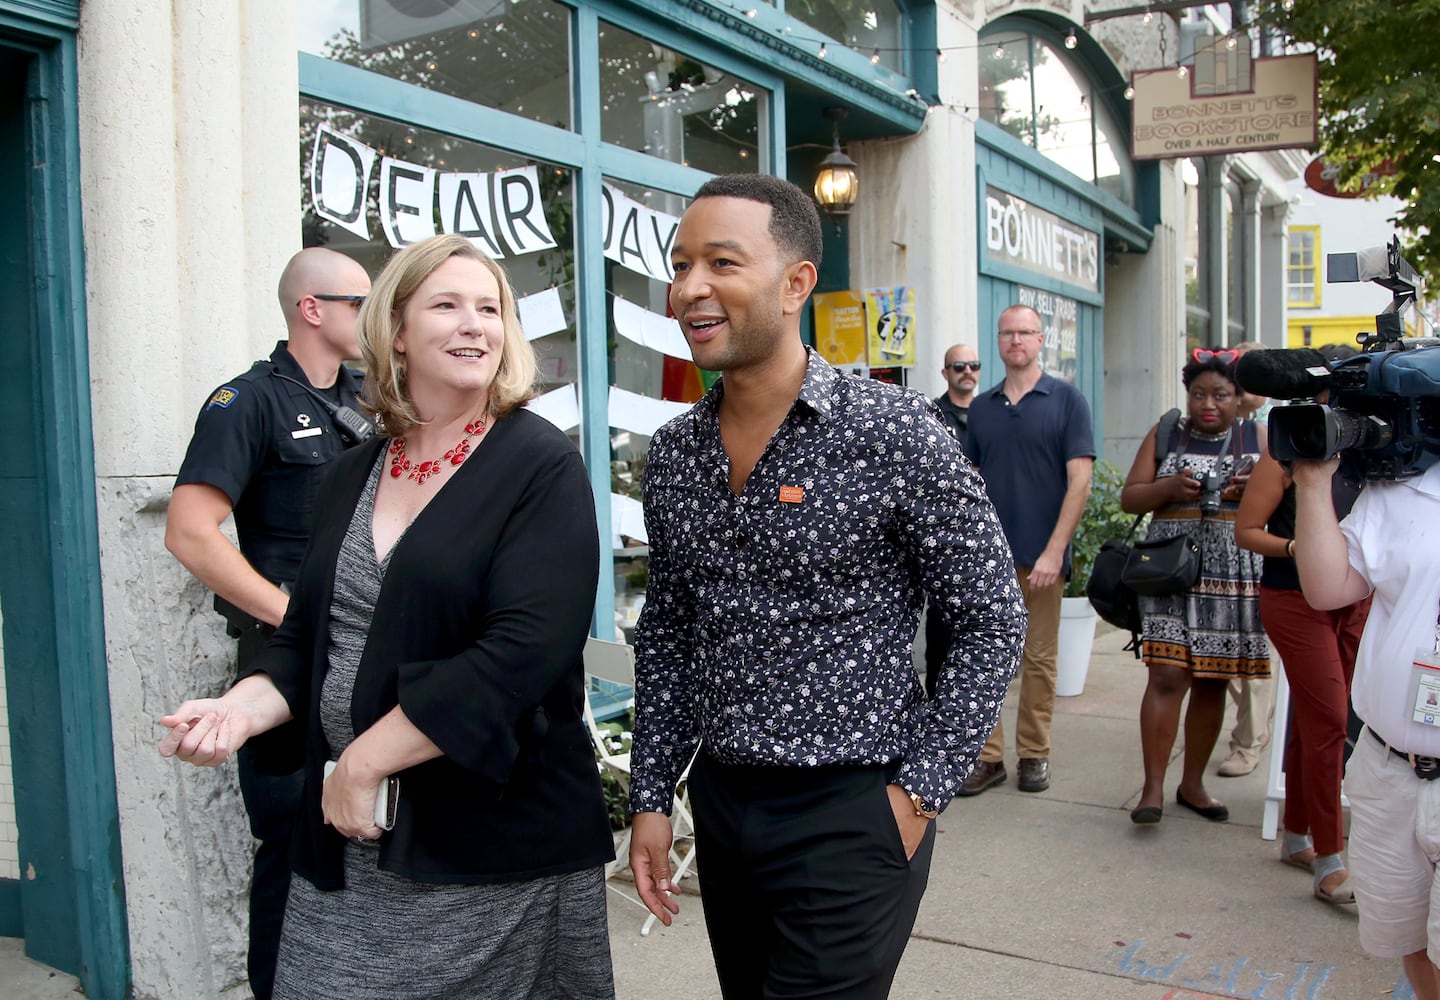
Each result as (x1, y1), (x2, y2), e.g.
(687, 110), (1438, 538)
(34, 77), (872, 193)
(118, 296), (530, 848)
(813, 290), (868, 372)
(1016, 286), (1079, 383)
(864, 286), (916, 369)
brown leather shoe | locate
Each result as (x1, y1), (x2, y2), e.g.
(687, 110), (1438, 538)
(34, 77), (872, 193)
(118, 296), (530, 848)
(1017, 757), (1051, 792)
(957, 760), (1007, 797)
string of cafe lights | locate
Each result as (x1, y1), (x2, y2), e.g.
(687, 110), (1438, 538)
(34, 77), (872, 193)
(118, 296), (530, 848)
(709, 0), (1302, 104)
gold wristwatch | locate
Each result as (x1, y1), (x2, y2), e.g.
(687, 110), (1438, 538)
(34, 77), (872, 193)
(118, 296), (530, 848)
(907, 790), (940, 819)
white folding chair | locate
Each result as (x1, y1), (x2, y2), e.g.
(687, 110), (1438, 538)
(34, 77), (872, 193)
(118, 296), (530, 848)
(583, 636), (697, 935)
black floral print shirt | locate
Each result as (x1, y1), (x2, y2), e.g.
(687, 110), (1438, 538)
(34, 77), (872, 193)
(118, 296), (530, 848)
(629, 349), (1026, 815)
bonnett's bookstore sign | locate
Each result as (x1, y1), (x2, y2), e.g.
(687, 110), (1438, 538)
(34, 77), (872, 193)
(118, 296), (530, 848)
(1130, 42), (1317, 160)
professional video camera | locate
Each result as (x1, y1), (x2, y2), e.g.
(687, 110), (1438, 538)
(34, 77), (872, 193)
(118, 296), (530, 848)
(1235, 238), (1440, 481)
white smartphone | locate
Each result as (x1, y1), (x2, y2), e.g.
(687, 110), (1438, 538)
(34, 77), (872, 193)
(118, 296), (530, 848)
(323, 760), (399, 831)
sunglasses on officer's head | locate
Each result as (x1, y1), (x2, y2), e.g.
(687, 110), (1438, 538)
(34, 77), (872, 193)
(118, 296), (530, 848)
(1191, 348), (1240, 365)
(946, 361), (982, 372)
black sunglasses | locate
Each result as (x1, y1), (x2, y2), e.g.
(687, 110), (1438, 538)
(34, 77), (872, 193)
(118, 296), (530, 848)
(298, 293), (367, 309)
(946, 361), (982, 372)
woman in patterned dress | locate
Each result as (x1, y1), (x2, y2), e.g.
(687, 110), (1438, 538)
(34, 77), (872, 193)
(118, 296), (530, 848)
(158, 234), (615, 998)
(1120, 349), (1271, 825)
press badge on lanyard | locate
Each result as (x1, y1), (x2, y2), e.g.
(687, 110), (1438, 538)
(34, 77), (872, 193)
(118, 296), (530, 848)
(1413, 652), (1440, 727)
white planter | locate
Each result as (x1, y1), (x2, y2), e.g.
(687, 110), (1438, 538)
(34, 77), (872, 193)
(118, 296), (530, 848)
(1056, 596), (1098, 697)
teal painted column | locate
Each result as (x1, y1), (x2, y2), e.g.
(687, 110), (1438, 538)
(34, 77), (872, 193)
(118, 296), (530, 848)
(35, 37), (130, 999)
(573, 5), (616, 639)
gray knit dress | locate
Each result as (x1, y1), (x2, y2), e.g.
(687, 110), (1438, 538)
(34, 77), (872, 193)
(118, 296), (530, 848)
(272, 455), (615, 1000)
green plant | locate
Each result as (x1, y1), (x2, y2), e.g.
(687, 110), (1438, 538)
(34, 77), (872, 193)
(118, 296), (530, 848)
(1064, 460), (1142, 598)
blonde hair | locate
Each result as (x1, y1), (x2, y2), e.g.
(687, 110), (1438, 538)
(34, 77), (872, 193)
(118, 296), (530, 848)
(358, 234), (537, 438)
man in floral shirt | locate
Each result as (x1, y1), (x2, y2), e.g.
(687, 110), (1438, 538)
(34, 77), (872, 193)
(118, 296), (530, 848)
(627, 173), (1025, 999)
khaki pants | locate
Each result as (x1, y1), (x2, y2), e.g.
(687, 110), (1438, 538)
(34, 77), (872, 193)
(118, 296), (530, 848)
(1227, 674), (1276, 756)
(981, 566), (1062, 762)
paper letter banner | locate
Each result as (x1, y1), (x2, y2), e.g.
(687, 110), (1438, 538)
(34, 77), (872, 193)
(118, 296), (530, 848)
(518, 287), (568, 340)
(864, 286), (917, 367)
(612, 298), (693, 361)
(311, 127), (376, 240)
(438, 172), (506, 258)
(311, 129), (687, 274)
(610, 491), (648, 548)
(608, 385), (692, 438)
(525, 382), (580, 433)
(602, 184), (679, 284)
(379, 157), (438, 248)
(492, 165), (558, 256)
(813, 290), (868, 368)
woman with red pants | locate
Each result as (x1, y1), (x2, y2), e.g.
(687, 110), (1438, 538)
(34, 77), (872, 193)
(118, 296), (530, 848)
(1236, 451), (1369, 904)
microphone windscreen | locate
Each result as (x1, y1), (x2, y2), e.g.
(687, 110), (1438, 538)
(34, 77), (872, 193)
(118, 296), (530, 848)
(1235, 348), (1332, 400)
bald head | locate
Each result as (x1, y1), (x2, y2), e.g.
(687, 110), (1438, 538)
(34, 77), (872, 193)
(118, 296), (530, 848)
(278, 248), (370, 322)
(279, 247), (370, 367)
(941, 343), (982, 403)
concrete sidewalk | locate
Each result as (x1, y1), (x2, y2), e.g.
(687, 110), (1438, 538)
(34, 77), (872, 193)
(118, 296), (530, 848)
(608, 624), (1413, 1000)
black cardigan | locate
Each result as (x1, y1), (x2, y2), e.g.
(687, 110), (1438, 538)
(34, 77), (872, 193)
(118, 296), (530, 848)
(242, 409), (612, 890)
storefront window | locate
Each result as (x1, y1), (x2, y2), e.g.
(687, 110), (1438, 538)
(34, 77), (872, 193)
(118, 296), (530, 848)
(1031, 40), (1091, 179)
(1093, 100), (1134, 205)
(785, 0), (905, 73)
(978, 31), (1033, 144)
(598, 22), (764, 173)
(299, 99), (579, 407)
(298, 0), (573, 130)
(978, 27), (1135, 208)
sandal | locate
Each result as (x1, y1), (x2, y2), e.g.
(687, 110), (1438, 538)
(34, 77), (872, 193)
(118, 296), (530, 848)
(1313, 873), (1356, 905)
(1312, 854), (1356, 905)
(1280, 832), (1315, 872)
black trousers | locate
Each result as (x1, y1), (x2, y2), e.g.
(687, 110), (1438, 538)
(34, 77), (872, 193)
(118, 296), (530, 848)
(235, 624), (303, 1000)
(688, 754), (935, 1000)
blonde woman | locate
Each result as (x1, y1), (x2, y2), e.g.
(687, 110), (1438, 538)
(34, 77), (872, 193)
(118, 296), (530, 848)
(160, 235), (614, 998)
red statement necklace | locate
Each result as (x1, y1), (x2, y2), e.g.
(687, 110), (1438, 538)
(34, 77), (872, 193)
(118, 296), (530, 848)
(388, 415), (488, 485)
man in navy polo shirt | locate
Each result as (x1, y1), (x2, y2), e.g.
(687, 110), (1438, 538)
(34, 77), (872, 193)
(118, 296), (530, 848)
(962, 303), (1094, 795)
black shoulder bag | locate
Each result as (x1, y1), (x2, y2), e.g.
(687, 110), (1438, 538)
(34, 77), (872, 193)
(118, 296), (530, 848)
(1085, 409), (1187, 656)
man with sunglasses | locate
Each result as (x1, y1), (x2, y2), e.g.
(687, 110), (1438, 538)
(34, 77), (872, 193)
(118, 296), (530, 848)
(962, 304), (1095, 796)
(165, 246), (370, 1000)
(935, 344), (982, 441)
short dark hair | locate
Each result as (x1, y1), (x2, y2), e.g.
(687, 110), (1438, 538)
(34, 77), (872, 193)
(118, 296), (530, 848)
(1318, 342), (1359, 364)
(691, 173), (823, 269)
(1182, 349), (1239, 390)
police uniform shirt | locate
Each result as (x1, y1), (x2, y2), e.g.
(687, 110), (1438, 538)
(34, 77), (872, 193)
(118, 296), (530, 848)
(175, 341), (365, 586)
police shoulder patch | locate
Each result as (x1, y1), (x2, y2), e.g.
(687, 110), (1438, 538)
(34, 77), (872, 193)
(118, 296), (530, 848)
(206, 385), (240, 410)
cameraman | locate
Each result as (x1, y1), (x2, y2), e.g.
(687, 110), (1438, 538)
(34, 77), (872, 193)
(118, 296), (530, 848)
(164, 247), (370, 1000)
(1293, 453), (1440, 998)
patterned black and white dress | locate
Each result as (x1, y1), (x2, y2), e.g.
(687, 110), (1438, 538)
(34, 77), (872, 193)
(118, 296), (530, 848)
(1139, 419), (1271, 679)
(272, 454), (614, 1000)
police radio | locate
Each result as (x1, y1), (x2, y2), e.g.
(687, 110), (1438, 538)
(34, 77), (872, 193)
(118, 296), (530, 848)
(272, 372), (377, 445)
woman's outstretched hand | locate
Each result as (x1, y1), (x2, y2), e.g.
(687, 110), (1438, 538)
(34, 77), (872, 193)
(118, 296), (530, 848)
(158, 675), (292, 767)
(159, 699), (255, 766)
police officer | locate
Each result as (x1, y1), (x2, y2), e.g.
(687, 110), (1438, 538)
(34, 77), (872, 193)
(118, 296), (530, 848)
(165, 246), (371, 1000)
